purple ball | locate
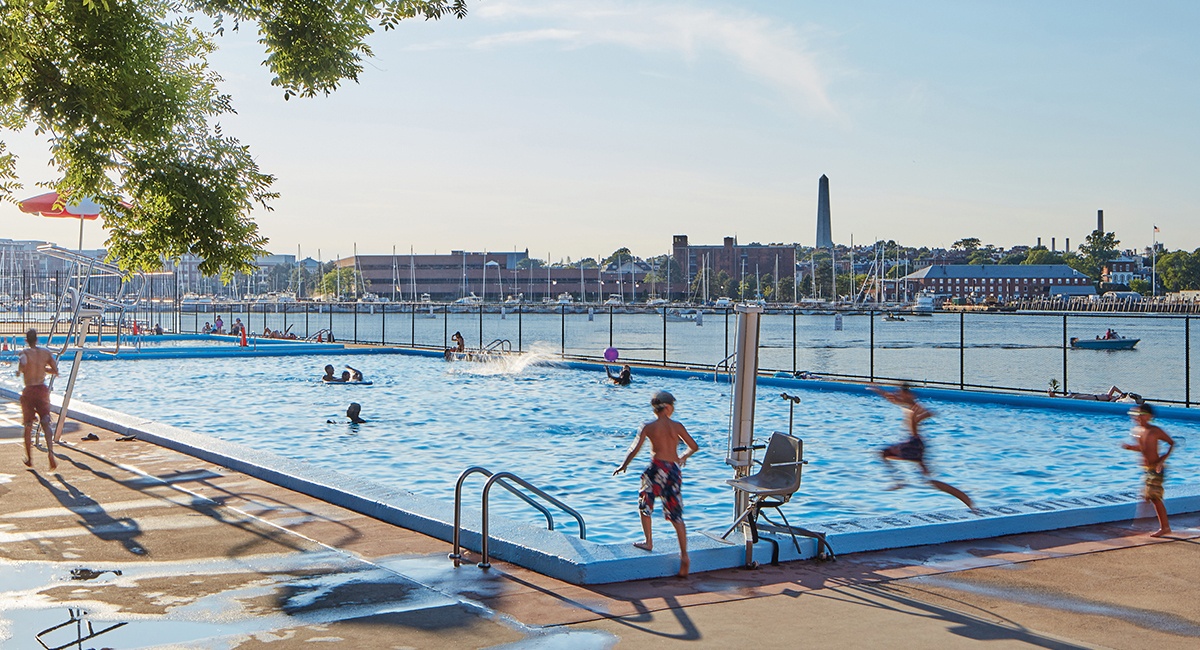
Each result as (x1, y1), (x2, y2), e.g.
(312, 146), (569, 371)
(604, 347), (619, 361)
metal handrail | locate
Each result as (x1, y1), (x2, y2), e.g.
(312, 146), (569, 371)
(714, 351), (737, 380)
(483, 338), (512, 353)
(449, 466), (556, 560)
(478, 471), (586, 569)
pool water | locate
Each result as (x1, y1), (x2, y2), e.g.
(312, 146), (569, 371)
(16, 351), (1197, 545)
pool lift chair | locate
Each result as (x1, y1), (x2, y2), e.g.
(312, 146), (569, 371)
(722, 431), (836, 567)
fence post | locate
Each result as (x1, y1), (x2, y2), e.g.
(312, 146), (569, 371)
(662, 306), (667, 366)
(792, 307), (797, 374)
(959, 311), (965, 390)
(410, 302), (416, 347)
(353, 302), (359, 343)
(870, 310), (875, 382)
(608, 305), (614, 348)
(1061, 313), (1068, 394)
(1187, 316), (1191, 408)
(724, 308), (730, 362)
(518, 304), (523, 352)
(443, 303), (448, 349)
(478, 303), (484, 349)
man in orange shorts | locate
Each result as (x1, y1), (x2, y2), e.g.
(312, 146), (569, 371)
(17, 328), (59, 470)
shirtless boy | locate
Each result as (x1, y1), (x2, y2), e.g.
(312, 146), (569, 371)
(870, 383), (973, 508)
(1122, 403), (1175, 537)
(17, 329), (59, 470)
(613, 391), (700, 577)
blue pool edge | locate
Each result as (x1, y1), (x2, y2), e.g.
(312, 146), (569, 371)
(7, 357), (1200, 585)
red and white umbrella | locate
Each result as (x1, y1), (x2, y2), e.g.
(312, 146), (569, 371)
(18, 191), (106, 250)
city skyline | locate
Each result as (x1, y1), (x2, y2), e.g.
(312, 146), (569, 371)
(3, 1), (1197, 261)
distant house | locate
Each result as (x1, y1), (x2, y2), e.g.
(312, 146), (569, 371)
(1103, 255), (1143, 286)
(902, 264), (1094, 301)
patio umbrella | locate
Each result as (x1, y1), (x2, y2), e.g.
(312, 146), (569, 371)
(18, 191), (103, 250)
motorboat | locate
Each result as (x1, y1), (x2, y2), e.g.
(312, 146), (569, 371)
(712, 297), (733, 308)
(909, 290), (938, 315)
(882, 312), (906, 322)
(556, 292), (575, 305)
(603, 294), (624, 306)
(1070, 334), (1139, 350)
(449, 293), (483, 312)
(664, 308), (703, 325)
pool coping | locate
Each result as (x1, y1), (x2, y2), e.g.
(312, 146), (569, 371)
(7, 355), (1200, 584)
(0, 333), (409, 360)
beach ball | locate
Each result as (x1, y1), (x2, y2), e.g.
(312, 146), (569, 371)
(604, 347), (619, 362)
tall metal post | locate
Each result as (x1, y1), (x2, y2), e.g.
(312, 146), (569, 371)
(662, 308), (668, 366)
(1187, 316), (1191, 408)
(1062, 314), (1068, 393)
(959, 311), (965, 390)
(792, 307), (797, 374)
(608, 305), (614, 348)
(518, 304), (523, 352)
(726, 303), (763, 563)
(479, 304), (484, 349)
(353, 302), (359, 343)
(560, 304), (566, 357)
(869, 310), (875, 382)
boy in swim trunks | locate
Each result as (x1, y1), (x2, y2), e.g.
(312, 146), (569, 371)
(613, 390), (700, 577)
(871, 383), (973, 508)
(17, 329), (59, 470)
(1122, 403), (1175, 537)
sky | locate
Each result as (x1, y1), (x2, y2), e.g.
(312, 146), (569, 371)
(3, 0), (1198, 262)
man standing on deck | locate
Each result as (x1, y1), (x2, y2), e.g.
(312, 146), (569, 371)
(1123, 403), (1175, 537)
(16, 329), (59, 470)
(613, 390), (700, 577)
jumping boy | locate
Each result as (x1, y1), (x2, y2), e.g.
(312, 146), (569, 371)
(871, 383), (973, 508)
(613, 391), (699, 577)
(17, 329), (59, 470)
(1122, 403), (1175, 537)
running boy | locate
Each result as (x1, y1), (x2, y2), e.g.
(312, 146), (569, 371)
(613, 391), (699, 577)
(1122, 403), (1175, 537)
(871, 383), (973, 508)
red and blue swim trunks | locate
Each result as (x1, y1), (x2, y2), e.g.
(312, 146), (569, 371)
(639, 459), (684, 522)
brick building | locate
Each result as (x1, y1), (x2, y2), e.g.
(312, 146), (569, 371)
(902, 264), (1093, 301)
(671, 235), (796, 286)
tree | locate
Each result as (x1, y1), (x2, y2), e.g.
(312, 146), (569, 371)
(1073, 230), (1121, 283)
(516, 257), (545, 270)
(1156, 249), (1200, 292)
(1023, 247), (1063, 265)
(317, 266), (366, 299)
(952, 238), (982, 252)
(602, 247), (635, 268)
(1129, 278), (1151, 294)
(0, 1), (468, 278)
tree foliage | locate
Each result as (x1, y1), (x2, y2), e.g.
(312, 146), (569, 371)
(1070, 230), (1121, 283)
(1156, 249), (1200, 292)
(952, 237), (981, 252)
(0, 0), (467, 278)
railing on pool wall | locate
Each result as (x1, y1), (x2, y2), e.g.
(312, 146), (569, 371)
(5, 293), (1196, 407)
(450, 466), (586, 570)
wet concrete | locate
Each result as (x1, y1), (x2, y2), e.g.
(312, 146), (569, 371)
(3, 398), (1200, 648)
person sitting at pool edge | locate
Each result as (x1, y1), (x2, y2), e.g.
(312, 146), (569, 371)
(606, 364), (632, 386)
(452, 331), (465, 352)
(322, 365), (338, 382)
(202, 322), (212, 334)
(346, 365), (364, 382)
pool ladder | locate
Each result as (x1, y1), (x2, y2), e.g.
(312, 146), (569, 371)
(450, 466), (586, 569)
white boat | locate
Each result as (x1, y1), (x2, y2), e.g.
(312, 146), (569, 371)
(556, 292), (574, 305)
(664, 308), (703, 325)
(909, 290), (938, 315)
(645, 297), (668, 307)
(358, 292), (388, 303)
(713, 297), (733, 308)
(503, 293), (524, 306)
(603, 294), (624, 306)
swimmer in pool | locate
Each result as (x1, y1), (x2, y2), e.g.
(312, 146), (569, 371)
(322, 364), (338, 382)
(870, 383), (973, 508)
(328, 402), (368, 424)
(606, 364), (632, 386)
(613, 390), (699, 577)
(346, 365), (364, 382)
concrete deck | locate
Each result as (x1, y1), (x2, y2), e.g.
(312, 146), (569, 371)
(2, 399), (1199, 648)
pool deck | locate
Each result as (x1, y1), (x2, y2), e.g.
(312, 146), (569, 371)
(3, 399), (1200, 648)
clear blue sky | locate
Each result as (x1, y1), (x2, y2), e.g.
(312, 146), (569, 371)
(5, 0), (1198, 262)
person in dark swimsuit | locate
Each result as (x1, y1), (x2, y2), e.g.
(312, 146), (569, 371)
(871, 383), (973, 508)
(606, 364), (632, 386)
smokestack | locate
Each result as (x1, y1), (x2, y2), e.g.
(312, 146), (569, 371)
(1065, 237), (1070, 253)
(1037, 237), (1042, 248)
(1051, 237), (1056, 253)
(1097, 209), (1104, 233)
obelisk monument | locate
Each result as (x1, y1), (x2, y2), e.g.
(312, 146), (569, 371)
(816, 174), (833, 249)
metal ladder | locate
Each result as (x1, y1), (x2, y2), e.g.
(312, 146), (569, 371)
(450, 466), (587, 569)
(482, 338), (512, 354)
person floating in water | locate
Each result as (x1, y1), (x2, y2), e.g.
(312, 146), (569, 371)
(321, 365), (340, 382)
(1122, 403), (1175, 537)
(870, 383), (973, 508)
(346, 365), (364, 382)
(606, 364), (632, 386)
(613, 390), (700, 577)
(17, 329), (59, 470)
(328, 402), (368, 424)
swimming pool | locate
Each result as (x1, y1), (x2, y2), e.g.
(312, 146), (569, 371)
(19, 350), (1198, 546)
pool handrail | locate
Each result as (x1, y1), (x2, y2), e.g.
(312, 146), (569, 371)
(449, 466), (556, 560)
(478, 471), (586, 569)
